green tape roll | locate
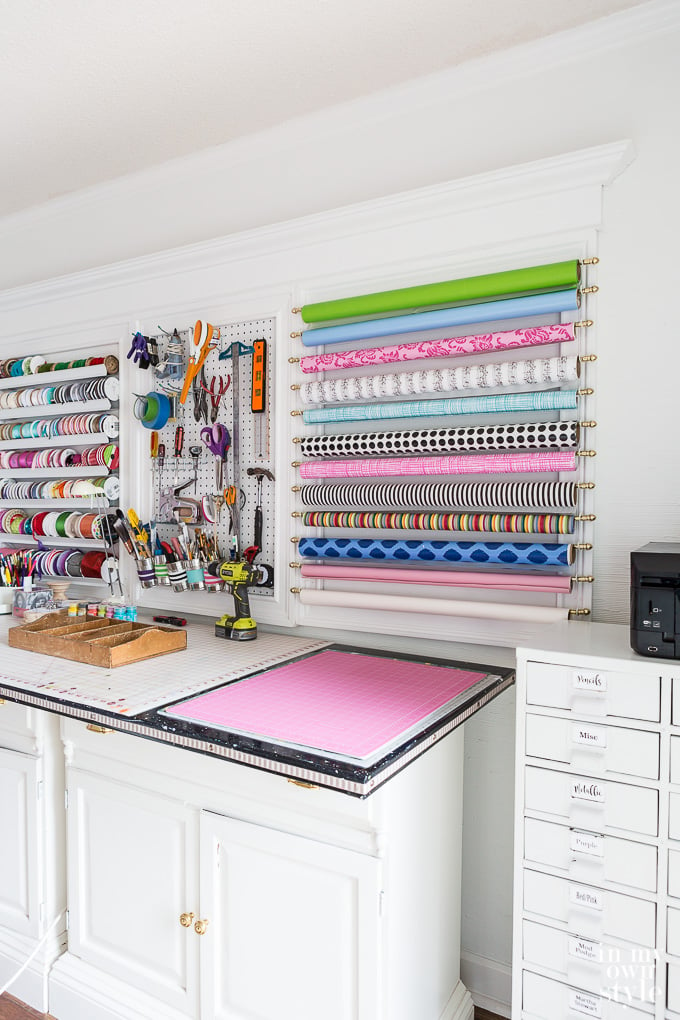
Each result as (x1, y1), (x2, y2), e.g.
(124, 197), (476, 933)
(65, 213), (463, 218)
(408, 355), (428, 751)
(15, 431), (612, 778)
(300, 259), (581, 324)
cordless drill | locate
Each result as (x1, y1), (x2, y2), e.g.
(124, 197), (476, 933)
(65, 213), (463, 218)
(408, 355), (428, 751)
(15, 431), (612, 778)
(207, 559), (262, 640)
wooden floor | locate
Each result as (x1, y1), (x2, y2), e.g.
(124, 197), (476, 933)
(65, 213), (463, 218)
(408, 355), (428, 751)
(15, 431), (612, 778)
(0, 991), (502, 1020)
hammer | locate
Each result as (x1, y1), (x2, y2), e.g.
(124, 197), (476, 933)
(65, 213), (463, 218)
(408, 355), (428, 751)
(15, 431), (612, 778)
(243, 468), (274, 563)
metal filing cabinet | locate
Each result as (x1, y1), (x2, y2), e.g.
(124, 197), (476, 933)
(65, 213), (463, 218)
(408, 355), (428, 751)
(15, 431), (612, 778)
(513, 623), (680, 1020)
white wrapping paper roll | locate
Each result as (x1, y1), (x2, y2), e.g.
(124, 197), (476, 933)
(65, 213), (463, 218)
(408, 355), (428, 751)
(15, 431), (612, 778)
(297, 587), (569, 623)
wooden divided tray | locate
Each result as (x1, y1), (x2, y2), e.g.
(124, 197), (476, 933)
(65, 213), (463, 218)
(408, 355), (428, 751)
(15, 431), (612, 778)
(8, 611), (187, 668)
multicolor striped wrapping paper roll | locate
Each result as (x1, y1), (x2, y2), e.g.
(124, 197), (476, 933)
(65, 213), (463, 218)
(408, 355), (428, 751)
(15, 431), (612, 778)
(298, 536), (575, 566)
(298, 450), (577, 480)
(297, 588), (570, 624)
(300, 291), (580, 347)
(300, 388), (579, 425)
(299, 356), (579, 404)
(299, 421), (579, 459)
(301, 511), (575, 534)
(299, 322), (576, 374)
(300, 563), (574, 593)
(298, 480), (579, 511)
(300, 260), (580, 323)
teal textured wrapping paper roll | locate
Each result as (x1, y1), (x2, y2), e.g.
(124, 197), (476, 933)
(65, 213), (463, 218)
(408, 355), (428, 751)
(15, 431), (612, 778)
(300, 260), (580, 323)
(301, 388), (578, 425)
(300, 291), (579, 347)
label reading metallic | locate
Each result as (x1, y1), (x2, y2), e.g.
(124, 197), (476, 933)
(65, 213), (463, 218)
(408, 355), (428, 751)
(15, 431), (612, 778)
(570, 830), (604, 857)
(571, 778), (605, 803)
(569, 988), (602, 1017)
(569, 884), (604, 911)
(569, 935), (602, 963)
(572, 725), (607, 748)
(573, 670), (607, 693)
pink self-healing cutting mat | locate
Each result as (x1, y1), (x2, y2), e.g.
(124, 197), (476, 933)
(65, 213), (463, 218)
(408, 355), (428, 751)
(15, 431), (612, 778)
(163, 649), (489, 760)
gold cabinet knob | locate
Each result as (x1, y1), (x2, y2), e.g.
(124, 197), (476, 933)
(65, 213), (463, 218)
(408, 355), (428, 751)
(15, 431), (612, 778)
(194, 919), (209, 936)
(179, 912), (195, 928)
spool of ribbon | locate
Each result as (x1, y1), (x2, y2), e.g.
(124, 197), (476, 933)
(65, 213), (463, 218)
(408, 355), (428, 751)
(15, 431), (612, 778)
(298, 480), (579, 511)
(296, 587), (570, 624)
(298, 450), (577, 480)
(300, 563), (574, 594)
(300, 511), (575, 534)
(299, 322), (576, 374)
(299, 421), (579, 460)
(299, 356), (579, 404)
(299, 291), (579, 347)
(300, 388), (579, 425)
(300, 260), (580, 323)
(298, 536), (575, 566)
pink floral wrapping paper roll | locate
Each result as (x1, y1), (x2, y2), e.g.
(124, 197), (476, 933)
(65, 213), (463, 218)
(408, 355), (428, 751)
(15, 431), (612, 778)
(299, 322), (576, 374)
(298, 449), (577, 480)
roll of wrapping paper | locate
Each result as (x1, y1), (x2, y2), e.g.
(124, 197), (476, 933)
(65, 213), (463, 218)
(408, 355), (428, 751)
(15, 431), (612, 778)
(300, 260), (580, 323)
(300, 291), (580, 347)
(298, 536), (575, 566)
(300, 322), (576, 374)
(299, 421), (579, 459)
(301, 511), (575, 534)
(300, 563), (574, 594)
(299, 356), (579, 404)
(301, 388), (578, 425)
(299, 480), (579, 511)
(299, 450), (577, 480)
(297, 588), (570, 624)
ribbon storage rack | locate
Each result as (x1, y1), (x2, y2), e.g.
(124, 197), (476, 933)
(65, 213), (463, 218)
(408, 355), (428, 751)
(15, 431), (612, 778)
(289, 257), (597, 642)
(0, 353), (120, 594)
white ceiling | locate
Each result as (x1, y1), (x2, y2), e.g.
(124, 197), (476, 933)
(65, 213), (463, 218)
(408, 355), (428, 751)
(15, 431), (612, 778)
(2, 0), (643, 218)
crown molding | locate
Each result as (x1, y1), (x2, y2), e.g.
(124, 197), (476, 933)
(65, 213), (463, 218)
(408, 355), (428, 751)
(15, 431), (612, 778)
(0, 0), (668, 235)
(0, 140), (633, 316)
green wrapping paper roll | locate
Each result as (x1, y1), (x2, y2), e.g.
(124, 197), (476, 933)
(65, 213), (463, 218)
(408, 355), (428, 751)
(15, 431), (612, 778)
(300, 260), (581, 324)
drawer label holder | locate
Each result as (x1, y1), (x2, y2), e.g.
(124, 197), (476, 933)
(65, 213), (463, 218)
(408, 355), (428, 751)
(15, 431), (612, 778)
(569, 884), (604, 911)
(573, 670), (608, 693)
(571, 778), (606, 803)
(572, 724), (607, 748)
(569, 987), (602, 1017)
(570, 829), (604, 857)
(569, 934), (602, 963)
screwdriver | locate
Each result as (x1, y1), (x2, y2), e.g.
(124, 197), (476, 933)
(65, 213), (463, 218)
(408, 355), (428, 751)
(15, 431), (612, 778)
(189, 445), (202, 493)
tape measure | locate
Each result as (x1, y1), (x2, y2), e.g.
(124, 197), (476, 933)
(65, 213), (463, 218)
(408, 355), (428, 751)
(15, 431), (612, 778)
(251, 339), (267, 413)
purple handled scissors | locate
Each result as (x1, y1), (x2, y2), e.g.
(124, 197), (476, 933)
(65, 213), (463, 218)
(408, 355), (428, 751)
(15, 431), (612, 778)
(201, 424), (231, 490)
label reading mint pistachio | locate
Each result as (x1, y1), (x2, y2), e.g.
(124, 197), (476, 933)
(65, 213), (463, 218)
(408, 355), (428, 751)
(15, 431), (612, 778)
(569, 988), (602, 1017)
(572, 724), (607, 748)
(570, 829), (604, 857)
(568, 935), (602, 963)
(569, 884), (604, 911)
(571, 778), (605, 803)
(573, 670), (608, 693)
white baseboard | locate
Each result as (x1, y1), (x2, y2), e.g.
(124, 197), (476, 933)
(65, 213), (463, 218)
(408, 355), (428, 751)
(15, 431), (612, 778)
(49, 952), (190, 1020)
(460, 950), (512, 1018)
(0, 925), (65, 1014)
(440, 979), (475, 1020)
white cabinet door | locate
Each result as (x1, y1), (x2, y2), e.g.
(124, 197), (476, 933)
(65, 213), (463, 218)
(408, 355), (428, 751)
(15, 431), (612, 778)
(67, 769), (200, 1017)
(0, 746), (41, 938)
(200, 811), (382, 1020)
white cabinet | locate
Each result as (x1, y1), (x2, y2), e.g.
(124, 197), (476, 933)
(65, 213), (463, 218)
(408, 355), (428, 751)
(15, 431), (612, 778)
(50, 715), (471, 1020)
(514, 624), (678, 1020)
(0, 700), (65, 1013)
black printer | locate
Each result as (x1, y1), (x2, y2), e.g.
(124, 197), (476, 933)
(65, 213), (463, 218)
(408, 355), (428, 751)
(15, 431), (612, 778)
(631, 542), (680, 659)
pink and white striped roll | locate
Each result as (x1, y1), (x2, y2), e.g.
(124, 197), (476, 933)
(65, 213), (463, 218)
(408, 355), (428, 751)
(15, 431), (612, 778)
(298, 449), (577, 480)
(299, 322), (576, 375)
(300, 563), (573, 593)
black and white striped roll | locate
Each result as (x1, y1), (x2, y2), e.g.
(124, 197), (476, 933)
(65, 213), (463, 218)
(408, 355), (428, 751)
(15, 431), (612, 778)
(297, 480), (579, 511)
(298, 420), (578, 459)
(298, 355), (579, 404)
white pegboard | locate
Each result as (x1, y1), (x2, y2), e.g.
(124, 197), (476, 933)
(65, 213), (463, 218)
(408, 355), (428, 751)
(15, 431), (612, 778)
(145, 316), (276, 598)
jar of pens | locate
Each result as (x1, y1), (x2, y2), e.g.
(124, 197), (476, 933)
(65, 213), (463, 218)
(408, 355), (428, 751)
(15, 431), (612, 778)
(0, 549), (52, 617)
(115, 507), (225, 594)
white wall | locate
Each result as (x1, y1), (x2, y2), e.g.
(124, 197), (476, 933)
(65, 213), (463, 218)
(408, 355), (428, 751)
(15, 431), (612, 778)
(1, 4), (678, 1013)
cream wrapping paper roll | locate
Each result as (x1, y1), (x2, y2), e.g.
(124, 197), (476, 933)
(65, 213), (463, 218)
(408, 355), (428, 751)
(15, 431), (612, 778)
(297, 587), (570, 623)
(298, 356), (579, 404)
(299, 563), (574, 593)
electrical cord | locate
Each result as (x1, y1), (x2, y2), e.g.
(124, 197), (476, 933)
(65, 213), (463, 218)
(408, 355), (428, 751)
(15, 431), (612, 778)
(0, 909), (66, 997)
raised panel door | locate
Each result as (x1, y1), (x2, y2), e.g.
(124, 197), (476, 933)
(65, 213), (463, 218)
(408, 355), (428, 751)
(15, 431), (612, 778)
(0, 746), (40, 937)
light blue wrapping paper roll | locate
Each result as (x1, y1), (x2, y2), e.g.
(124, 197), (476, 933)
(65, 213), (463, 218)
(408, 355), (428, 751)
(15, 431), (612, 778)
(300, 290), (580, 347)
(298, 536), (573, 567)
(301, 388), (578, 425)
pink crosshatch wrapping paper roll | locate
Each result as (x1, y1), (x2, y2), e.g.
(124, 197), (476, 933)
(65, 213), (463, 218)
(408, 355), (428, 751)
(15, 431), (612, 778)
(300, 563), (574, 593)
(298, 449), (577, 480)
(299, 322), (576, 374)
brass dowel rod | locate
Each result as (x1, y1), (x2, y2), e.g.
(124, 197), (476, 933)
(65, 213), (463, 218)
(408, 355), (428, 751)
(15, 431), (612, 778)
(577, 388), (594, 396)
(575, 320), (594, 328)
(290, 562), (301, 569)
(292, 437), (302, 444)
(575, 576), (595, 583)
(291, 410), (303, 416)
(581, 257), (600, 265)
(291, 461), (301, 467)
(291, 307), (302, 314)
(576, 450), (596, 457)
(577, 482), (595, 489)
(291, 485), (301, 492)
(579, 421), (597, 427)
(579, 354), (597, 362)
(290, 536), (300, 544)
(291, 384), (301, 391)
(291, 331), (302, 338)
(581, 286), (599, 294)
(569, 608), (591, 617)
(574, 543), (593, 550)
(290, 587), (301, 594)
(288, 357), (300, 364)
(292, 512), (302, 518)
(575, 514), (597, 521)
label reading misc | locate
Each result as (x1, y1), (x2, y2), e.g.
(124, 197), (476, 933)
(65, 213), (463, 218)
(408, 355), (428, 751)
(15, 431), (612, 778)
(572, 670), (608, 693)
(570, 884), (604, 911)
(571, 778), (605, 803)
(570, 829), (604, 857)
(572, 724), (607, 748)
(569, 988), (602, 1018)
(568, 934), (602, 963)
